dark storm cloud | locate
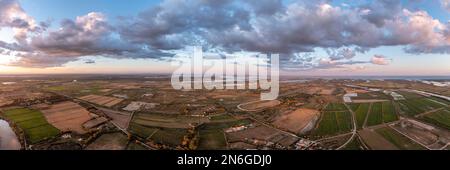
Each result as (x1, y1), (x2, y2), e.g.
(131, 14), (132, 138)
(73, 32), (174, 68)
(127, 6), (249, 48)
(119, 0), (252, 50)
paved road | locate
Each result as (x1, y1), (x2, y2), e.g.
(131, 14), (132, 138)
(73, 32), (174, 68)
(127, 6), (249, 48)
(336, 103), (357, 150)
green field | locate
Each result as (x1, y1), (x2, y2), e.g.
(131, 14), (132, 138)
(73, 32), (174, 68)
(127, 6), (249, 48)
(2, 108), (59, 144)
(428, 97), (450, 106)
(209, 114), (235, 121)
(323, 103), (348, 112)
(45, 86), (66, 91)
(312, 111), (352, 137)
(348, 103), (360, 112)
(342, 137), (363, 150)
(376, 127), (425, 150)
(396, 91), (424, 99)
(128, 122), (159, 139)
(367, 103), (383, 126)
(352, 92), (390, 100)
(354, 103), (370, 129)
(200, 119), (252, 130)
(149, 128), (188, 146)
(399, 98), (446, 116)
(197, 130), (227, 150)
(381, 102), (398, 123)
(422, 109), (450, 130)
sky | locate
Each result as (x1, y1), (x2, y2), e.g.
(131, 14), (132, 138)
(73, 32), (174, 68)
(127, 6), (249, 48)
(0, 0), (450, 76)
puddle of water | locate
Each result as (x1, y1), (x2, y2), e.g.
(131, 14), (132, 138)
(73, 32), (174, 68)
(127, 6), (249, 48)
(0, 120), (21, 150)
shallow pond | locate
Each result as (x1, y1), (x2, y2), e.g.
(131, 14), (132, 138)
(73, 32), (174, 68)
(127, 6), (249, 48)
(0, 120), (21, 150)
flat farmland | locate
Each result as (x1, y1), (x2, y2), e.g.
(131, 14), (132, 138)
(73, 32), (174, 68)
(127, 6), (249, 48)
(2, 108), (59, 144)
(198, 130), (227, 150)
(41, 101), (92, 134)
(391, 122), (440, 147)
(323, 103), (348, 112)
(237, 100), (281, 112)
(342, 137), (364, 150)
(358, 129), (398, 150)
(367, 102), (383, 126)
(311, 111), (352, 137)
(86, 132), (128, 150)
(272, 108), (319, 134)
(227, 125), (280, 142)
(128, 122), (159, 139)
(352, 92), (390, 100)
(399, 98), (446, 116)
(422, 109), (450, 130)
(131, 113), (210, 129)
(375, 127), (425, 150)
(381, 102), (398, 123)
(200, 119), (252, 131)
(226, 123), (298, 148)
(348, 103), (360, 112)
(353, 103), (370, 129)
(149, 128), (188, 146)
(396, 91), (424, 99)
(79, 95), (124, 107)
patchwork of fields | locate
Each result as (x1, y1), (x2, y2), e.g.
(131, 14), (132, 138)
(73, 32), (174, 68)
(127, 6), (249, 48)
(366, 102), (398, 127)
(422, 109), (450, 130)
(398, 98), (446, 116)
(312, 104), (353, 137)
(375, 127), (425, 150)
(349, 103), (370, 129)
(41, 101), (92, 134)
(2, 108), (59, 144)
(79, 95), (124, 107)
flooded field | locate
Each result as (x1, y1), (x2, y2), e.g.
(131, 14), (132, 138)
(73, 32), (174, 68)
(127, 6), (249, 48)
(0, 120), (21, 150)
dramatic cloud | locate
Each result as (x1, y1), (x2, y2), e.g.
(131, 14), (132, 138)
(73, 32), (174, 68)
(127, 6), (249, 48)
(0, 0), (42, 44)
(5, 11), (169, 67)
(119, 0), (252, 50)
(1, 0), (450, 69)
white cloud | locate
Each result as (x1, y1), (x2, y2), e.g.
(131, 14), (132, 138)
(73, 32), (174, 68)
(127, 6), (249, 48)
(371, 55), (390, 65)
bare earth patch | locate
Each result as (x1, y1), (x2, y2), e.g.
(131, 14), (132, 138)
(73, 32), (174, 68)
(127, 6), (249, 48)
(358, 129), (398, 150)
(85, 133), (128, 150)
(41, 101), (92, 134)
(238, 100), (281, 111)
(79, 95), (124, 107)
(352, 99), (389, 103)
(273, 108), (320, 134)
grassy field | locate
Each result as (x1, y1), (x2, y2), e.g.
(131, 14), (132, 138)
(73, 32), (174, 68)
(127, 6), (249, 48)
(209, 114), (235, 121)
(342, 137), (363, 150)
(45, 86), (66, 91)
(367, 103), (383, 126)
(312, 111), (352, 137)
(428, 96), (450, 106)
(2, 108), (59, 144)
(422, 109), (450, 130)
(128, 122), (159, 139)
(336, 111), (352, 132)
(197, 130), (227, 150)
(200, 119), (252, 130)
(381, 102), (398, 123)
(354, 103), (370, 129)
(323, 103), (348, 112)
(375, 127), (425, 150)
(149, 128), (188, 146)
(348, 103), (360, 112)
(352, 92), (390, 100)
(399, 98), (446, 116)
(396, 91), (424, 99)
